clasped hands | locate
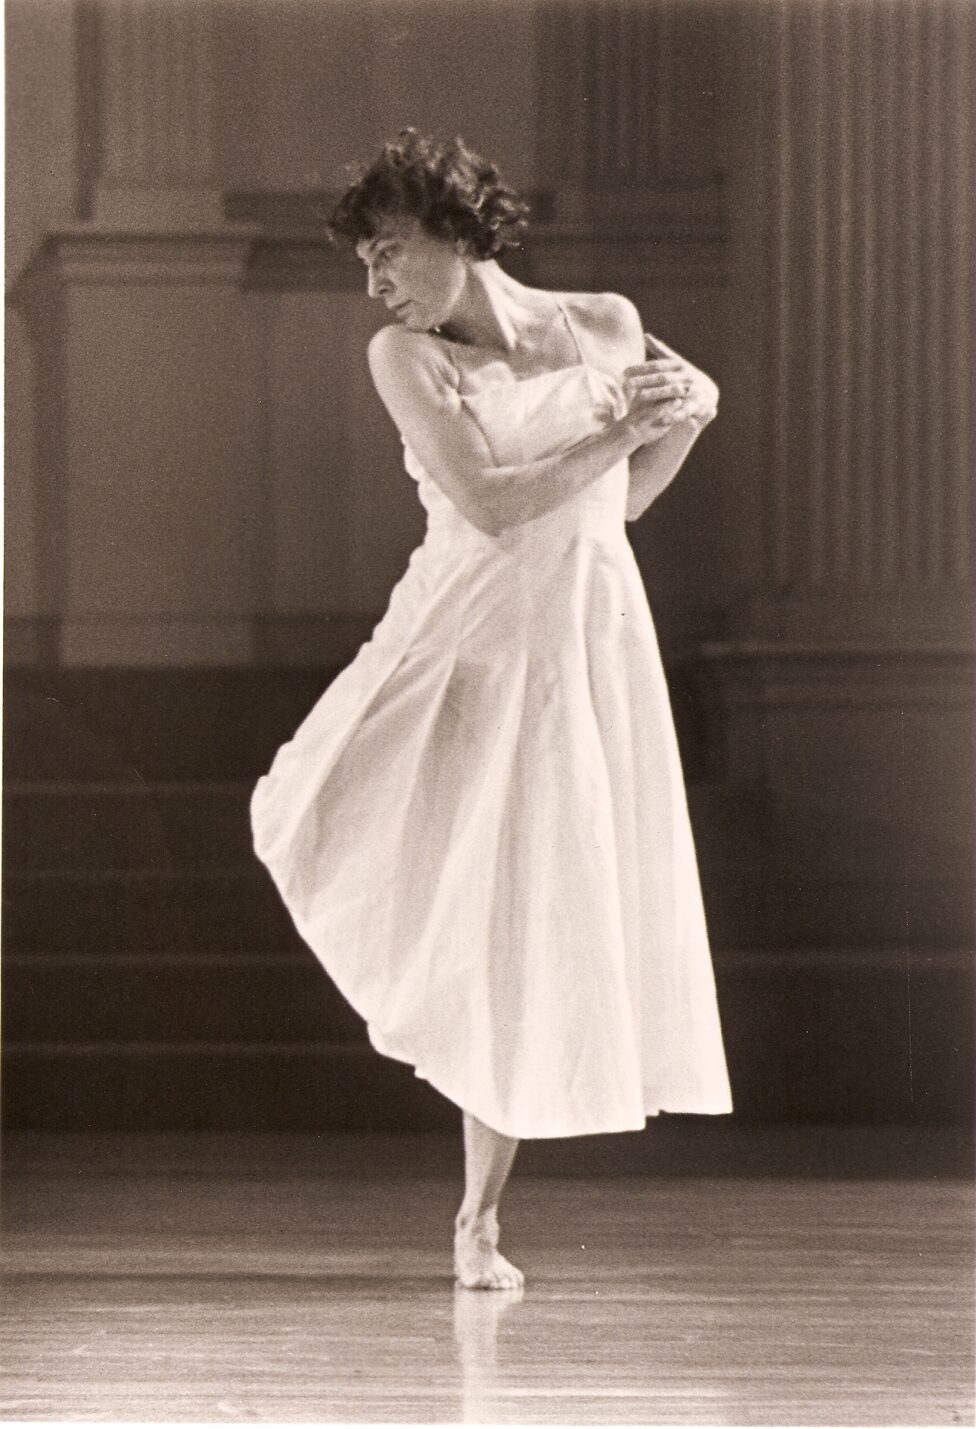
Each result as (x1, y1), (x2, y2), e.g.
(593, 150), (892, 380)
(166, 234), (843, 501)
(622, 333), (719, 444)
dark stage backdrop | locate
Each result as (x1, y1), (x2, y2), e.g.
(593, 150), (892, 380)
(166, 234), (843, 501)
(4, 0), (972, 1132)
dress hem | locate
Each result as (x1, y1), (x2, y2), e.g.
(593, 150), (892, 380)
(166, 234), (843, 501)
(367, 1020), (734, 1141)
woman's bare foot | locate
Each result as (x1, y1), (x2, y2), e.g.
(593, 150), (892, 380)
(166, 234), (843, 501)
(454, 1209), (524, 1291)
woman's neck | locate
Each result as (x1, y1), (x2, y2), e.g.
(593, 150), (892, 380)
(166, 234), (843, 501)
(439, 262), (550, 353)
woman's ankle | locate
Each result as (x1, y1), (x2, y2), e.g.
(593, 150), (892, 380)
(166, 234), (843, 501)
(455, 1204), (499, 1234)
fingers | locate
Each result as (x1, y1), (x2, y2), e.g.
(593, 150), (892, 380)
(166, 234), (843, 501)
(626, 398), (695, 440)
(625, 372), (690, 392)
(632, 337), (719, 415)
(647, 399), (693, 428)
(623, 360), (688, 409)
(626, 379), (707, 433)
(622, 332), (704, 436)
(624, 358), (683, 379)
(623, 372), (693, 405)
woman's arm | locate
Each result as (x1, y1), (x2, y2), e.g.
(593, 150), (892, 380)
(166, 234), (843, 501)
(624, 411), (716, 523)
(618, 325), (720, 523)
(367, 323), (644, 539)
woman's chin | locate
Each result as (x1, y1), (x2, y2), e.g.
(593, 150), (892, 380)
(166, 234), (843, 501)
(395, 307), (439, 335)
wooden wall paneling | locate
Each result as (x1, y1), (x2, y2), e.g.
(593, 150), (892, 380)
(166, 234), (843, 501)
(808, 0), (828, 590)
(363, 0), (538, 191)
(919, 0), (947, 588)
(250, 0), (376, 191)
(56, 237), (263, 666)
(823, 0), (848, 586)
(656, 0), (727, 188)
(880, 0), (904, 592)
(897, 0), (922, 588)
(6, 252), (73, 668)
(535, 0), (588, 189)
(697, 642), (974, 947)
(256, 285), (424, 667)
(4, 0), (78, 279)
(768, 0), (791, 597)
(4, 311), (45, 661)
(5, 0), (79, 661)
(700, 0), (972, 952)
(93, 0), (221, 227)
(710, 1), (772, 627)
(946, 0), (973, 588)
(265, 293), (355, 621)
(757, 0), (973, 634)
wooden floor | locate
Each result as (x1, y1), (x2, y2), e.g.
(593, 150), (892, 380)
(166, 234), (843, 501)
(1, 1127), (972, 1425)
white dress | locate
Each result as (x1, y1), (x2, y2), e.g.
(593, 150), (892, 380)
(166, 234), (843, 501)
(251, 305), (733, 1139)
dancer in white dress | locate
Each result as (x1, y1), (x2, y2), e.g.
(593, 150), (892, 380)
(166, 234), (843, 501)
(251, 131), (732, 1289)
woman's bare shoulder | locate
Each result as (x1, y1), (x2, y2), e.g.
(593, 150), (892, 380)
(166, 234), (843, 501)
(369, 322), (447, 369)
(558, 290), (644, 362)
(367, 323), (456, 395)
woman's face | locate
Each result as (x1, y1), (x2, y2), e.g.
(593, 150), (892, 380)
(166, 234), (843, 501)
(356, 217), (469, 332)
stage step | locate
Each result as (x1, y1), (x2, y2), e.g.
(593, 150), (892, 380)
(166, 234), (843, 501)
(3, 861), (969, 956)
(3, 667), (340, 783)
(3, 666), (972, 1130)
(2, 951), (365, 1044)
(0, 1040), (456, 1132)
(0, 779), (775, 875)
(3, 781), (255, 872)
(4, 777), (970, 943)
(2, 948), (971, 1128)
(2, 868), (299, 952)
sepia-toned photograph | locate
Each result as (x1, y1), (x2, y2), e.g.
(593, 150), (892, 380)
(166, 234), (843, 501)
(2, 0), (973, 1423)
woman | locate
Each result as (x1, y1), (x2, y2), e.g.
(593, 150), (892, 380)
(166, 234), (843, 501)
(251, 131), (732, 1292)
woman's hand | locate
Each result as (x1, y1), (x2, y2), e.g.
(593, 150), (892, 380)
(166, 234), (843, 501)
(621, 332), (719, 445)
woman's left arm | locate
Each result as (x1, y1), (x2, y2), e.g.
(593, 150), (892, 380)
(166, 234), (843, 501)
(622, 333), (719, 523)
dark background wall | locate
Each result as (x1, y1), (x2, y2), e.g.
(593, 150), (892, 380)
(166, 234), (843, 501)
(4, 0), (972, 1131)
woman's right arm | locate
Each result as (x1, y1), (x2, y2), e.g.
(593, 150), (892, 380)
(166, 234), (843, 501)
(367, 324), (644, 539)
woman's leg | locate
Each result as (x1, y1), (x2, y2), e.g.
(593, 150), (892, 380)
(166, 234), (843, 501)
(454, 1111), (524, 1290)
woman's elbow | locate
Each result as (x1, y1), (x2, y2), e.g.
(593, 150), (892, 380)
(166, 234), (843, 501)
(446, 469), (530, 539)
(454, 488), (504, 539)
(463, 476), (517, 539)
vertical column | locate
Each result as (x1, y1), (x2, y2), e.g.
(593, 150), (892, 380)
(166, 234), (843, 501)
(758, 0), (972, 639)
(92, 0), (221, 229)
(945, 0), (973, 587)
(5, 0), (79, 663)
(537, 0), (680, 190)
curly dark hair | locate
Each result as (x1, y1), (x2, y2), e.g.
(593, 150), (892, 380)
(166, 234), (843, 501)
(328, 129), (529, 260)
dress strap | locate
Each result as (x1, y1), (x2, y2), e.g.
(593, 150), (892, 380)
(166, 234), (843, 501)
(554, 297), (587, 366)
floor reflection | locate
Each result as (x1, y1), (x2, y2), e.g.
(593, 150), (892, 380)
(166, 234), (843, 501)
(452, 1283), (525, 1421)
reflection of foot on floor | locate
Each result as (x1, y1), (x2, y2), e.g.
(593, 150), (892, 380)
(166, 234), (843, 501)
(453, 1279), (524, 1422)
(453, 1279), (524, 1370)
(453, 1210), (525, 1290)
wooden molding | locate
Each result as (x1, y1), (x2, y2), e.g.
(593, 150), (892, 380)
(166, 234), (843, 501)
(23, 182), (727, 294)
(696, 639), (974, 708)
(228, 185), (730, 292)
(51, 233), (253, 287)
